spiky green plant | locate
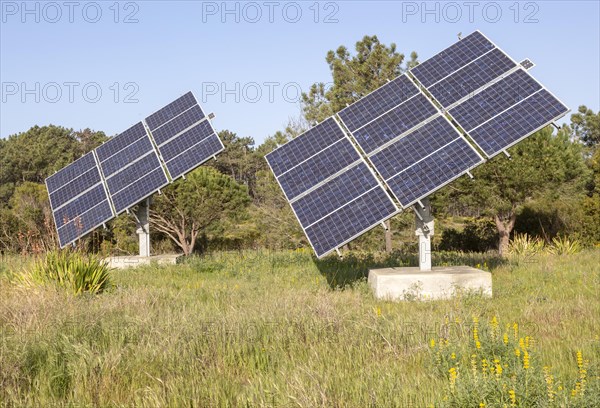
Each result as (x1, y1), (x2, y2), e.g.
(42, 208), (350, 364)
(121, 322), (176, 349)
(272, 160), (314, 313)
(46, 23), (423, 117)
(508, 233), (545, 257)
(547, 235), (583, 255)
(13, 250), (112, 295)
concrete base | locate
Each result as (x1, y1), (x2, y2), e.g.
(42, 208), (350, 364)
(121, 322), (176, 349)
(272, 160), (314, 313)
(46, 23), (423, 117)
(105, 254), (181, 269)
(368, 266), (492, 301)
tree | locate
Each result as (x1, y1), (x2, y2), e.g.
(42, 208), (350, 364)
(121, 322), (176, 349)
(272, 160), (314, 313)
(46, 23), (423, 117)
(0, 125), (106, 206)
(571, 105), (600, 148)
(207, 130), (265, 198)
(445, 126), (589, 255)
(149, 167), (251, 255)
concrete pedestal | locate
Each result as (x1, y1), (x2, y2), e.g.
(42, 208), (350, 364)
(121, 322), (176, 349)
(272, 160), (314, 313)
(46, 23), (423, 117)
(368, 266), (492, 301)
(105, 254), (181, 269)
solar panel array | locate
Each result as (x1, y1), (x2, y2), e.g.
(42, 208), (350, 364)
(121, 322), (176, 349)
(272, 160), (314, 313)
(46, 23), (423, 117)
(265, 117), (399, 258)
(267, 30), (569, 258)
(47, 91), (224, 247)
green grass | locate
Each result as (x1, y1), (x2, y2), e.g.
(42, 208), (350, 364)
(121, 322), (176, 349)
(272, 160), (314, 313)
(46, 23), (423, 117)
(1, 249), (598, 407)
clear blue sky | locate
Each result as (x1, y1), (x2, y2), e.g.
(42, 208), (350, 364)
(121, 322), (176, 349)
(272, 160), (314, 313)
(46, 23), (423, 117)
(1, 1), (599, 144)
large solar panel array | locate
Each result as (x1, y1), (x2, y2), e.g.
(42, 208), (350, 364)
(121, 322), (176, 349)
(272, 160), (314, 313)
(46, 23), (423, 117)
(265, 117), (399, 258)
(266, 30), (569, 258)
(47, 92), (224, 247)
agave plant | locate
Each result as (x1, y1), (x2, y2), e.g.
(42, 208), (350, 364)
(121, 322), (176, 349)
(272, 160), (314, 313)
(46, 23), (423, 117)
(547, 235), (582, 255)
(14, 250), (112, 295)
(507, 233), (545, 257)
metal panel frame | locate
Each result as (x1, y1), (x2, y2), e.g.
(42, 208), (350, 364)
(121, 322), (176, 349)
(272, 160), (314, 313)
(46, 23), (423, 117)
(265, 116), (400, 258)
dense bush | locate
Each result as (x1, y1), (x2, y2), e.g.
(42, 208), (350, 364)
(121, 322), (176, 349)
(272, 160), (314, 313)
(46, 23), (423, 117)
(13, 250), (112, 295)
(438, 218), (498, 252)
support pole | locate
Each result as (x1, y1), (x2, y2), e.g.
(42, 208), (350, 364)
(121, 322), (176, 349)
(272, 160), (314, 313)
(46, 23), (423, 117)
(414, 197), (434, 272)
(135, 197), (151, 257)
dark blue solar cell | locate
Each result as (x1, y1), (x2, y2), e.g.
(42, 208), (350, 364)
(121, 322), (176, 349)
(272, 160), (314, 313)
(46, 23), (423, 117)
(386, 138), (482, 207)
(146, 92), (200, 131)
(352, 93), (438, 154)
(411, 31), (495, 88)
(338, 75), (419, 132)
(265, 117), (345, 177)
(57, 200), (113, 247)
(428, 48), (517, 108)
(305, 187), (397, 257)
(159, 120), (215, 162)
(151, 105), (205, 146)
(46, 152), (96, 193)
(291, 163), (378, 227)
(53, 184), (108, 229)
(165, 134), (224, 179)
(468, 90), (568, 157)
(277, 138), (361, 201)
(106, 153), (163, 195)
(449, 69), (542, 132)
(49, 167), (101, 210)
(111, 168), (169, 213)
(96, 122), (147, 161)
(370, 116), (459, 180)
(99, 135), (153, 177)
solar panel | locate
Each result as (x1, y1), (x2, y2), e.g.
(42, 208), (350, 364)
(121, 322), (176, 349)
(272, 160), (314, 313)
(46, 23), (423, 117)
(411, 31), (495, 88)
(427, 48), (517, 108)
(266, 117), (399, 258)
(370, 116), (483, 208)
(46, 152), (114, 247)
(337, 74), (419, 132)
(266, 117), (345, 176)
(351, 93), (439, 154)
(46, 91), (224, 247)
(145, 91), (200, 131)
(466, 89), (569, 157)
(305, 186), (398, 258)
(448, 69), (542, 132)
(520, 59), (535, 70)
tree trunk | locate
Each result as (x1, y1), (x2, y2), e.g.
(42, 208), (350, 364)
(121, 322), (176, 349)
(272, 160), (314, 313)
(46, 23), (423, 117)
(384, 220), (392, 253)
(495, 212), (517, 257)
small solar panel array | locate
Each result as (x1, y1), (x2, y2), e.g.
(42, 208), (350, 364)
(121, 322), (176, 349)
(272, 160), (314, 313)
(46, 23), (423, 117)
(267, 31), (569, 258)
(46, 92), (224, 247)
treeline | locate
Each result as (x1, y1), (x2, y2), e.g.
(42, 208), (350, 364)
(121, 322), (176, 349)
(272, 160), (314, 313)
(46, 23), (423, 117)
(1, 36), (599, 256)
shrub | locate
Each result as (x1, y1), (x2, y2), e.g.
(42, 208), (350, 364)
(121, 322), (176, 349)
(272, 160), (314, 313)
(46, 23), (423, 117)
(507, 233), (545, 257)
(547, 235), (583, 255)
(13, 250), (112, 295)
(439, 218), (498, 252)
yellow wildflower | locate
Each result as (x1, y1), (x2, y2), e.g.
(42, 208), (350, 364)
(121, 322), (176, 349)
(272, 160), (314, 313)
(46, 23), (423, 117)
(509, 389), (516, 406)
(503, 332), (509, 345)
(523, 350), (530, 370)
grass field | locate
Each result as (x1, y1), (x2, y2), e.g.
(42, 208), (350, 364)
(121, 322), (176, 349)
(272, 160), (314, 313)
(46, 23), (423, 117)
(1, 249), (599, 407)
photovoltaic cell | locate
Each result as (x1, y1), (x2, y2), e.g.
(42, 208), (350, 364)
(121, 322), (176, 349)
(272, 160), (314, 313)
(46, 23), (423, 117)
(105, 153), (165, 196)
(165, 133), (224, 179)
(95, 122), (147, 162)
(291, 162), (378, 227)
(385, 138), (483, 207)
(265, 118), (345, 177)
(352, 93), (438, 154)
(150, 105), (205, 146)
(369, 116), (458, 180)
(111, 168), (169, 213)
(277, 138), (361, 201)
(411, 31), (495, 88)
(449, 69), (542, 132)
(46, 152), (115, 248)
(305, 187), (397, 257)
(46, 153), (96, 193)
(99, 135), (154, 177)
(467, 89), (568, 157)
(146, 91), (200, 131)
(428, 48), (517, 108)
(159, 120), (215, 162)
(337, 75), (419, 132)
(57, 200), (114, 248)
